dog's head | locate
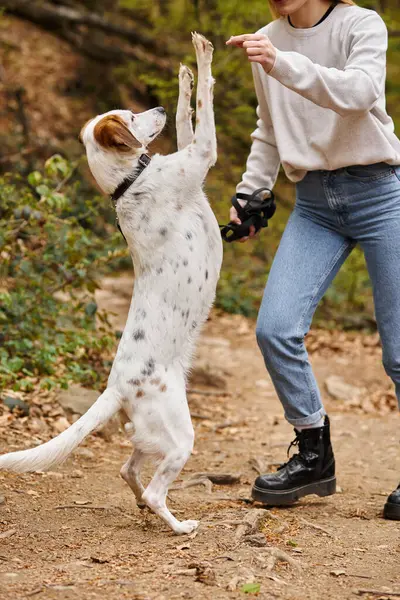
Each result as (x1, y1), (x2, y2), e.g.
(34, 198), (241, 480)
(79, 107), (166, 154)
(79, 108), (166, 193)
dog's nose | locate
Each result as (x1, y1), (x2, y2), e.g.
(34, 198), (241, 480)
(155, 107), (166, 114)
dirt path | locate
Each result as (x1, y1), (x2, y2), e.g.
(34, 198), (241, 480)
(1, 275), (399, 600)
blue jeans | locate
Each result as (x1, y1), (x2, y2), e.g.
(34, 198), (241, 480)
(256, 163), (400, 427)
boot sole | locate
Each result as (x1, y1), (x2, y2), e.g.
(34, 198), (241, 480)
(251, 476), (336, 506)
(383, 501), (400, 521)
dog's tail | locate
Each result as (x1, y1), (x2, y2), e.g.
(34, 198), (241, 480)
(0, 387), (121, 473)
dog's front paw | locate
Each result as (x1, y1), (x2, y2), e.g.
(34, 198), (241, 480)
(191, 32), (213, 62)
(173, 519), (199, 535)
(179, 64), (194, 91)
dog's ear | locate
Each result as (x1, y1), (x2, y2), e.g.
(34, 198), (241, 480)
(78, 119), (92, 145)
(93, 115), (142, 152)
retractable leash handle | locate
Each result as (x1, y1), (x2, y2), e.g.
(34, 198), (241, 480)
(220, 187), (276, 243)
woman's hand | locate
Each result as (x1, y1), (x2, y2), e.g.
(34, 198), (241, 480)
(229, 205), (257, 243)
(226, 33), (277, 74)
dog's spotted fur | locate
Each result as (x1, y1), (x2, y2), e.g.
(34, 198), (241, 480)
(0, 34), (222, 535)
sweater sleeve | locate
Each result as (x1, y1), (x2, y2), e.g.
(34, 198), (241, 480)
(237, 63), (281, 196)
(269, 12), (388, 117)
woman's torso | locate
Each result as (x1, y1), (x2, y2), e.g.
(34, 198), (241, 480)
(260, 4), (400, 180)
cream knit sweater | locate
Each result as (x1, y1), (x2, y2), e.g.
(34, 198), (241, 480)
(237, 4), (400, 195)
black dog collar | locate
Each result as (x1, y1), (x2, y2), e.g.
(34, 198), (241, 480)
(110, 153), (151, 242)
(111, 153), (151, 207)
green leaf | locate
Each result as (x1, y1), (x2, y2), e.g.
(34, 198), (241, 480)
(45, 155), (71, 178)
(85, 302), (98, 317)
(36, 184), (50, 197)
(28, 171), (42, 186)
(240, 583), (261, 594)
(7, 357), (24, 373)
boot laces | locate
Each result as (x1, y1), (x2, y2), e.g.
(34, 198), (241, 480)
(277, 431), (302, 471)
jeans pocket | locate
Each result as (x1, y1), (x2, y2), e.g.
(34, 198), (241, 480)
(345, 163), (395, 182)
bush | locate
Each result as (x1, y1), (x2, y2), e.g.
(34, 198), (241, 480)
(0, 155), (126, 392)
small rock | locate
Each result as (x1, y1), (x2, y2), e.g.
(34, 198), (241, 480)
(176, 543), (190, 551)
(0, 529), (16, 539)
(53, 416), (70, 433)
(71, 470), (84, 479)
(188, 562), (216, 586)
(190, 361), (227, 389)
(330, 569), (346, 577)
(57, 386), (120, 441)
(57, 385), (99, 415)
(43, 472), (63, 479)
(90, 555), (109, 564)
(244, 533), (267, 547)
(325, 376), (363, 404)
(28, 418), (47, 434)
(75, 448), (95, 459)
(2, 396), (29, 416)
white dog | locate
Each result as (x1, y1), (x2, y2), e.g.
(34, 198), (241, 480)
(0, 34), (222, 535)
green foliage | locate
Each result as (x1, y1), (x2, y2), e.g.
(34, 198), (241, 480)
(4, 0), (400, 343)
(0, 156), (126, 392)
(240, 582), (261, 594)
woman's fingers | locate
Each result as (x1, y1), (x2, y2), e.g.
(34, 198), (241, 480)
(249, 225), (257, 238)
(226, 33), (266, 46)
(239, 226), (256, 243)
(246, 47), (264, 56)
(227, 33), (276, 73)
(242, 40), (266, 48)
(229, 207), (258, 241)
(229, 207), (241, 224)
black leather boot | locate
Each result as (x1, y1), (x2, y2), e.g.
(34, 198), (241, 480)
(383, 485), (400, 520)
(252, 415), (336, 505)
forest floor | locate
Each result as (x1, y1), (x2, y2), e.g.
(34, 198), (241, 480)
(0, 274), (399, 600)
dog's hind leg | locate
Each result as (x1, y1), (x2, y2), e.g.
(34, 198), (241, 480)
(120, 448), (146, 509)
(139, 390), (197, 534)
(191, 33), (216, 166)
(141, 441), (198, 535)
(176, 64), (194, 150)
